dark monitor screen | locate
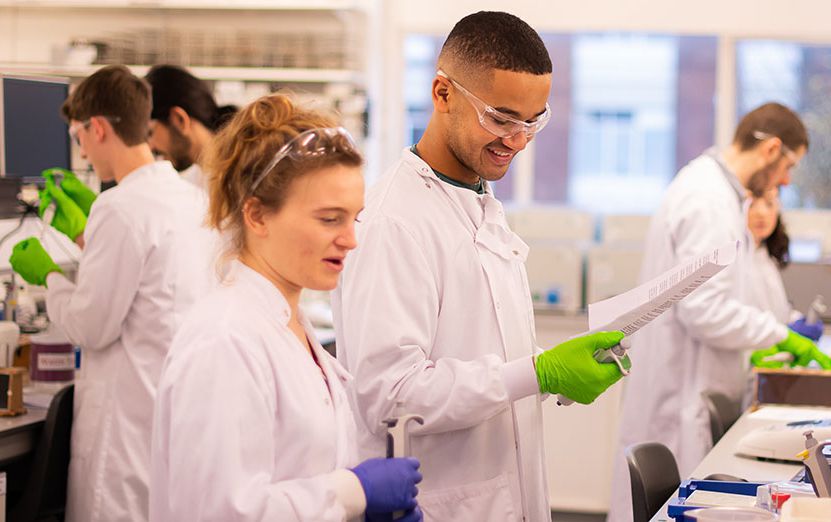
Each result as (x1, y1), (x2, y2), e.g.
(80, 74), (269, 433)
(1, 76), (71, 178)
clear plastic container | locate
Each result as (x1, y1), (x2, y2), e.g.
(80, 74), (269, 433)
(689, 507), (778, 521)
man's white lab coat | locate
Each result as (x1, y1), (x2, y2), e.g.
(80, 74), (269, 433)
(45, 161), (214, 522)
(607, 151), (788, 522)
(179, 162), (206, 191)
(333, 149), (550, 522)
(150, 261), (366, 521)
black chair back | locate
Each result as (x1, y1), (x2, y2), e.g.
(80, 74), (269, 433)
(702, 390), (741, 445)
(625, 441), (681, 522)
(9, 384), (74, 522)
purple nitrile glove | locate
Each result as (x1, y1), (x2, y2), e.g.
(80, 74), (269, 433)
(351, 457), (422, 516)
(789, 317), (823, 342)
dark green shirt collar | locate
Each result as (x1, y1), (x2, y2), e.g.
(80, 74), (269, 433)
(410, 144), (485, 195)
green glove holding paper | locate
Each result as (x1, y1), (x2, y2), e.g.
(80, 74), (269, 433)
(39, 176), (87, 242)
(535, 330), (629, 404)
(9, 237), (62, 286)
(42, 168), (97, 216)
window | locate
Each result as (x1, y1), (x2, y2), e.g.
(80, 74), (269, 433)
(536, 33), (717, 213)
(737, 40), (831, 209)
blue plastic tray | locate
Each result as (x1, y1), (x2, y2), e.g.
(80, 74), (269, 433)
(667, 480), (766, 521)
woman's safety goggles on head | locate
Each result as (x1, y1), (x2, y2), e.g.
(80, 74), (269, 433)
(249, 126), (359, 194)
(437, 70), (551, 139)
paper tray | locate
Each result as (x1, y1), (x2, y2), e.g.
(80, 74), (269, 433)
(667, 480), (766, 521)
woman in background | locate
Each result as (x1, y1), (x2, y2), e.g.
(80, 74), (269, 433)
(746, 188), (792, 324)
(747, 188), (829, 371)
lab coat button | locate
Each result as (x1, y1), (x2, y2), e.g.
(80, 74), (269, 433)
(324, 397), (331, 406)
(512, 250), (519, 256)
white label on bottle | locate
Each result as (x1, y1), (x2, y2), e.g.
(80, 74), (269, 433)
(0, 471), (6, 494)
(37, 353), (75, 371)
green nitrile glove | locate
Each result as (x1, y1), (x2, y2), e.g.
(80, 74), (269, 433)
(9, 237), (62, 286)
(794, 346), (831, 370)
(42, 168), (97, 216)
(813, 349), (831, 370)
(38, 178), (87, 242)
(749, 346), (788, 369)
(777, 330), (816, 360)
(535, 330), (627, 404)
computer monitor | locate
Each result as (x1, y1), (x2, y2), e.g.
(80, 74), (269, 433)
(0, 74), (71, 179)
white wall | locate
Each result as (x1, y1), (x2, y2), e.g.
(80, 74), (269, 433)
(382, 0), (831, 38)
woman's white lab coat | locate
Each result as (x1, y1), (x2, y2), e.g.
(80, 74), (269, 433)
(45, 161), (214, 522)
(748, 246), (791, 324)
(150, 261), (366, 522)
(332, 149), (549, 522)
(607, 152), (788, 522)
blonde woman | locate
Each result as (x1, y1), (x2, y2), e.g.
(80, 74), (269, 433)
(150, 95), (422, 521)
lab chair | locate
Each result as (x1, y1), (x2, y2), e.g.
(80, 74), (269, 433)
(9, 384), (74, 522)
(625, 442), (680, 522)
(701, 390), (741, 446)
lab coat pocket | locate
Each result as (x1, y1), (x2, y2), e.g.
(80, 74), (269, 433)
(475, 224), (529, 262)
(419, 474), (518, 522)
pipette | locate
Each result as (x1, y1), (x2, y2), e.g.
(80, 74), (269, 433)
(382, 405), (424, 520)
(39, 201), (56, 240)
(806, 295), (827, 325)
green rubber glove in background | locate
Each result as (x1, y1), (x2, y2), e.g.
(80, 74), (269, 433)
(535, 330), (628, 404)
(9, 237), (62, 287)
(794, 346), (831, 370)
(39, 177), (87, 242)
(777, 330), (816, 360)
(749, 346), (788, 369)
(749, 332), (831, 370)
(42, 168), (97, 217)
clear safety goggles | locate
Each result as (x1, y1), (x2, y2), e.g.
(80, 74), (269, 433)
(68, 115), (122, 146)
(752, 130), (799, 165)
(437, 70), (551, 139)
(249, 126), (359, 194)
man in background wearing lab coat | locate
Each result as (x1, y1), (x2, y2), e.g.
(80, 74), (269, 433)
(145, 64), (236, 190)
(9, 65), (214, 522)
(334, 11), (627, 522)
(608, 103), (825, 522)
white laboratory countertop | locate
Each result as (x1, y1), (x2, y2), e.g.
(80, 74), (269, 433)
(649, 404), (831, 521)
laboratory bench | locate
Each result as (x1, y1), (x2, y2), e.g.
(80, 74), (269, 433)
(0, 407), (47, 466)
(649, 404), (831, 521)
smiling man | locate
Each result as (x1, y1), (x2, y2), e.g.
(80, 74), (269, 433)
(333, 11), (627, 522)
